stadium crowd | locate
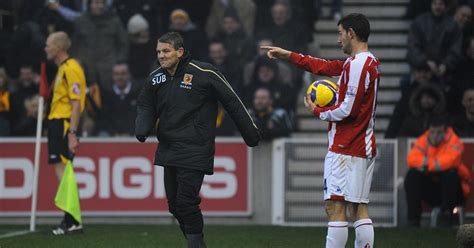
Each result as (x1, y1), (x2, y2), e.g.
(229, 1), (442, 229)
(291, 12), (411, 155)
(0, 0), (472, 141)
(386, 0), (474, 138)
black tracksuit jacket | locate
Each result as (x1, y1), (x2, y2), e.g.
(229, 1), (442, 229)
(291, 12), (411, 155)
(135, 52), (260, 174)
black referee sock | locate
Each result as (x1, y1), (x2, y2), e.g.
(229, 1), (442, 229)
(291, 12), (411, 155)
(64, 212), (79, 227)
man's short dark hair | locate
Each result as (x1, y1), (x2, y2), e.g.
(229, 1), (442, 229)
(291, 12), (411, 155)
(337, 13), (370, 42)
(158, 32), (184, 50)
(429, 114), (449, 128)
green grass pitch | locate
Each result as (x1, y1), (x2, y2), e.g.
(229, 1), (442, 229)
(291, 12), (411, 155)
(0, 225), (457, 248)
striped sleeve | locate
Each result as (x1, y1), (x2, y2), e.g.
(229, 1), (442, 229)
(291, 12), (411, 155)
(315, 57), (372, 122)
(289, 52), (344, 77)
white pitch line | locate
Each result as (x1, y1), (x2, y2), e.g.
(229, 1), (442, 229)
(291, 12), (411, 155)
(0, 230), (32, 239)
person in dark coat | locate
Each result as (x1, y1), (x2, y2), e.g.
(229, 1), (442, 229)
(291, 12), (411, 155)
(244, 56), (295, 113)
(386, 64), (434, 138)
(168, 9), (208, 61)
(71, 0), (128, 89)
(248, 87), (292, 141)
(407, 0), (463, 84)
(96, 63), (139, 136)
(452, 88), (474, 137)
(135, 32), (260, 248)
(398, 84), (447, 137)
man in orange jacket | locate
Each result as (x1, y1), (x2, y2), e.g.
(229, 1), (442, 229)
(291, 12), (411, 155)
(405, 115), (471, 227)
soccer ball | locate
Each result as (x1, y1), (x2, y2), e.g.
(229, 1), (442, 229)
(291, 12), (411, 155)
(306, 79), (338, 107)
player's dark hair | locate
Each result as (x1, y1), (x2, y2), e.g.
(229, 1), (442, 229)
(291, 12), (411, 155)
(429, 114), (449, 129)
(158, 32), (184, 50)
(337, 13), (370, 42)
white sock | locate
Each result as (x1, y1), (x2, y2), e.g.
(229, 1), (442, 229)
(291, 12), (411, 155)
(354, 218), (374, 248)
(326, 221), (348, 248)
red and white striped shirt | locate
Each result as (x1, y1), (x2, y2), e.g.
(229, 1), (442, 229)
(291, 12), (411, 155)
(289, 51), (380, 158)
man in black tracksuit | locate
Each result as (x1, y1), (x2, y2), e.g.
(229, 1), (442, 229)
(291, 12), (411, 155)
(135, 32), (260, 248)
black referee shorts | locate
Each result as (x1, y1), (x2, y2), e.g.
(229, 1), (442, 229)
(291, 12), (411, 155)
(47, 119), (73, 164)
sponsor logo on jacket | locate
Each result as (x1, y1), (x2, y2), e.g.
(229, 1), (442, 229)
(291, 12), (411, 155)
(180, 74), (193, 90)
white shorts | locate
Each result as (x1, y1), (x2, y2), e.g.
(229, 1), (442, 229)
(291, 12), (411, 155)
(323, 151), (375, 203)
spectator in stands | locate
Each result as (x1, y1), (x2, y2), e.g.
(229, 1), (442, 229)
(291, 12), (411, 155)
(207, 39), (244, 96)
(243, 38), (293, 88)
(406, 0), (433, 19)
(0, 68), (11, 136)
(452, 88), (474, 137)
(404, 115), (471, 227)
(4, 18), (45, 78)
(385, 64), (434, 138)
(257, 1), (310, 53)
(159, 0), (212, 33)
(113, 0), (160, 37)
(11, 94), (40, 136)
(248, 87), (292, 141)
(454, 5), (473, 52)
(127, 14), (155, 83)
(206, 0), (256, 39)
(71, 0), (128, 90)
(47, 0), (113, 22)
(254, 0), (319, 38)
(212, 8), (254, 64)
(244, 56), (295, 113)
(406, 0), (459, 19)
(398, 84), (446, 137)
(10, 65), (39, 125)
(407, 0), (463, 84)
(96, 63), (139, 136)
(168, 9), (208, 60)
(450, 36), (474, 113)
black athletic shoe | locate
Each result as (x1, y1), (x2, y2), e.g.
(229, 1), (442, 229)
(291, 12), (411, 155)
(52, 221), (83, 235)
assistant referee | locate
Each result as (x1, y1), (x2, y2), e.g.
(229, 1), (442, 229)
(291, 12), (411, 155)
(44, 31), (86, 235)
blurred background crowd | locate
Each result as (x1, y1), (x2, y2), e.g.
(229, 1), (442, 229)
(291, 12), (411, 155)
(0, 0), (473, 141)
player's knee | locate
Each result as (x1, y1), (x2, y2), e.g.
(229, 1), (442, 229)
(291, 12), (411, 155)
(346, 204), (357, 221)
(325, 201), (346, 221)
(353, 203), (370, 220)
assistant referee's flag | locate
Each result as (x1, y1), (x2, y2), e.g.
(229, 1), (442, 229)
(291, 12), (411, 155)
(55, 160), (82, 223)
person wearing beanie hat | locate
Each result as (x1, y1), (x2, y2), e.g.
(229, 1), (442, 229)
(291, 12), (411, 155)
(127, 14), (155, 82)
(170, 9), (190, 23)
(127, 13), (149, 34)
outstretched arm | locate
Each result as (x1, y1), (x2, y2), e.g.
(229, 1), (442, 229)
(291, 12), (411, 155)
(261, 45), (344, 76)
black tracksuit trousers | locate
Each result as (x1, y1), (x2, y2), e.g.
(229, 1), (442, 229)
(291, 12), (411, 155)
(164, 166), (205, 235)
(404, 168), (464, 225)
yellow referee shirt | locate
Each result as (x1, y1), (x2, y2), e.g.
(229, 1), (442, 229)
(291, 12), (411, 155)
(48, 58), (86, 120)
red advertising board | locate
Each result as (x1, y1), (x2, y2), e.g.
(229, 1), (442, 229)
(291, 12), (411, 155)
(0, 138), (251, 216)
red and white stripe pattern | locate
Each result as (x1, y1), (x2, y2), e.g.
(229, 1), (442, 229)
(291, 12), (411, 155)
(290, 52), (380, 159)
